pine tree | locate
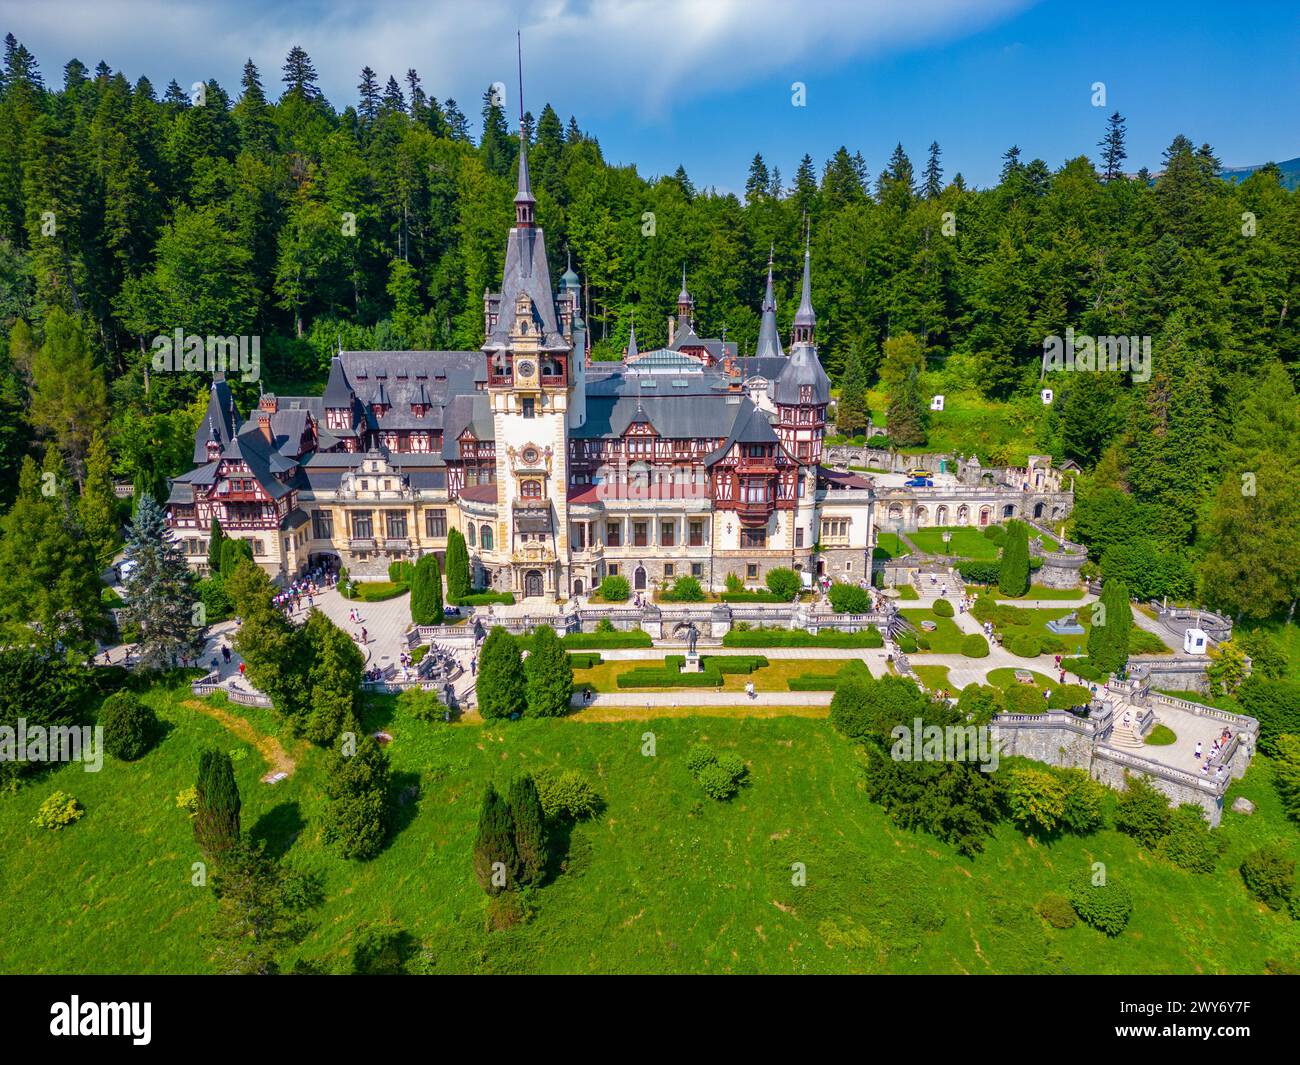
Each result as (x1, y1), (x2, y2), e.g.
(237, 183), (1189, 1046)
(1098, 111), (1127, 181)
(998, 521), (1030, 597)
(227, 559), (309, 721)
(304, 610), (363, 744)
(479, 86), (515, 177)
(194, 748), (242, 860)
(79, 431), (120, 568)
(205, 840), (297, 975)
(122, 493), (205, 667)
(478, 626), (526, 721)
(207, 517), (225, 575)
(280, 46), (319, 100)
(472, 782), (518, 896)
(525, 624), (573, 718)
(508, 774), (548, 885)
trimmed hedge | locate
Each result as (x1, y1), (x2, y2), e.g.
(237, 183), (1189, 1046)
(563, 630), (650, 649)
(721, 591), (786, 603)
(344, 580), (409, 602)
(614, 654), (767, 688)
(456, 590), (516, 606)
(932, 598), (954, 618)
(722, 626), (882, 648)
(961, 633), (990, 658)
(787, 661), (871, 691)
(566, 652), (603, 669)
(1009, 634), (1041, 658)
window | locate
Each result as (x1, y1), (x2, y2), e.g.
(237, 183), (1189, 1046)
(691, 562), (703, 578)
(522, 398), (535, 419)
(572, 524), (586, 550)
(521, 479), (542, 498)
(795, 527), (804, 548)
(425, 509), (446, 538)
(606, 522), (621, 547)
(360, 480), (368, 491)
(252, 539), (266, 557)
(846, 561), (853, 573)
(660, 521), (675, 547)
(746, 563), (758, 579)
(386, 511), (408, 539)
(312, 511), (334, 539)
(797, 442), (810, 460)
(351, 511), (373, 539)
(741, 528), (767, 550)
(689, 520), (705, 547)
(467, 524), (476, 547)
(633, 522), (648, 547)
(607, 563), (620, 576)
(741, 480), (768, 503)
(664, 563), (675, 578)
(480, 524), (493, 550)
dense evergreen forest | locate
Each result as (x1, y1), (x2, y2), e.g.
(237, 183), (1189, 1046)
(0, 34), (1297, 625)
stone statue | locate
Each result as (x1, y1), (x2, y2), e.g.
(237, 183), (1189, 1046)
(673, 620), (699, 655)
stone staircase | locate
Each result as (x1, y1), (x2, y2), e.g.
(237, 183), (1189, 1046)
(912, 569), (964, 598)
(1108, 710), (1147, 750)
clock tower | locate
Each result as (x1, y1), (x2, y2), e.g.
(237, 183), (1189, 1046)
(482, 127), (573, 599)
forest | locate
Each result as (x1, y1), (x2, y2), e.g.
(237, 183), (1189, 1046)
(0, 33), (1297, 624)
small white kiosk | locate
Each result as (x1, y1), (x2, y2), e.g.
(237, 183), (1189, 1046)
(1183, 628), (1209, 655)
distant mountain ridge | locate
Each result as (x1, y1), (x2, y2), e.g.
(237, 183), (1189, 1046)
(1219, 156), (1300, 190)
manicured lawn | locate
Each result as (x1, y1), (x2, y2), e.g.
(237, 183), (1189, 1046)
(575, 657), (849, 693)
(873, 532), (909, 560)
(972, 602), (1171, 657)
(865, 387), (1041, 466)
(2, 678), (1297, 974)
(965, 584), (1086, 601)
(986, 667), (1056, 691)
(908, 526), (1000, 560)
(912, 665), (952, 692)
(899, 609), (966, 654)
(893, 584), (919, 600)
(1146, 724), (1178, 746)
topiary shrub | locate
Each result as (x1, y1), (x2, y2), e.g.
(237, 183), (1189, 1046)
(961, 633), (990, 658)
(662, 575), (705, 602)
(597, 574), (630, 602)
(1009, 634), (1040, 658)
(932, 598), (954, 618)
(1002, 684), (1047, 715)
(33, 791), (84, 830)
(983, 524), (1007, 543)
(897, 635), (918, 654)
(1068, 872), (1132, 935)
(1037, 894), (1077, 929)
(99, 691), (158, 761)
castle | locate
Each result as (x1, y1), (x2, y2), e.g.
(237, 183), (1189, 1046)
(165, 134), (875, 597)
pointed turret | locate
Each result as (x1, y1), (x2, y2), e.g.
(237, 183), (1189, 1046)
(514, 132), (536, 228)
(676, 264), (695, 329)
(755, 245), (784, 359)
(625, 317), (638, 361)
(792, 228), (816, 346)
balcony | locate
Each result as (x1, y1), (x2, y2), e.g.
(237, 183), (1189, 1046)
(384, 538), (411, 552)
(734, 499), (773, 525)
(349, 538), (376, 551)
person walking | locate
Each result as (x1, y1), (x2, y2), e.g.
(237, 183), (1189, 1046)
(1194, 741), (1202, 760)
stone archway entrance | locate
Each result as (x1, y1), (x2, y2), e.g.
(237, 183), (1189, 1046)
(634, 565), (647, 590)
(524, 570), (544, 598)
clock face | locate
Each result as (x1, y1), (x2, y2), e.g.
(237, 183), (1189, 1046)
(523, 448), (539, 464)
(517, 360), (535, 378)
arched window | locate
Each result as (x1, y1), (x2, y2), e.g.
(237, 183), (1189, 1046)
(521, 479), (542, 498)
(957, 504), (970, 525)
(573, 578), (584, 596)
(467, 524), (476, 547)
(480, 523), (493, 550)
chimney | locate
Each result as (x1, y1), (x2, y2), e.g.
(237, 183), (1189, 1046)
(258, 412), (272, 444)
(667, 315), (675, 347)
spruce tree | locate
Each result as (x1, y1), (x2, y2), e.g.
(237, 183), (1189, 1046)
(923, 141), (943, 199)
(477, 626), (526, 721)
(304, 610), (363, 744)
(472, 782), (518, 896)
(122, 493), (205, 667)
(1098, 111), (1128, 181)
(836, 339), (872, 434)
(998, 521), (1030, 598)
(508, 774), (548, 885)
(429, 553), (444, 623)
(525, 624), (573, 718)
(880, 333), (928, 447)
(194, 748), (241, 860)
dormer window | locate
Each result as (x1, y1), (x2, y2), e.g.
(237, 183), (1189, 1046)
(800, 385), (813, 403)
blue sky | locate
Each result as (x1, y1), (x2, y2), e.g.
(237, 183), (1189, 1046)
(3, 0), (1297, 190)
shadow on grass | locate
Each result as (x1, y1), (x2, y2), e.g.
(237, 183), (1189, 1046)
(251, 801), (306, 859)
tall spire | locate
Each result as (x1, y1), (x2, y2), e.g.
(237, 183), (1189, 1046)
(792, 222), (816, 345)
(676, 263), (694, 325)
(755, 243), (784, 359)
(625, 314), (638, 361)
(513, 31), (535, 228)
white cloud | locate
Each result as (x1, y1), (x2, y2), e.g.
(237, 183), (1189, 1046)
(6, 0), (1032, 123)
